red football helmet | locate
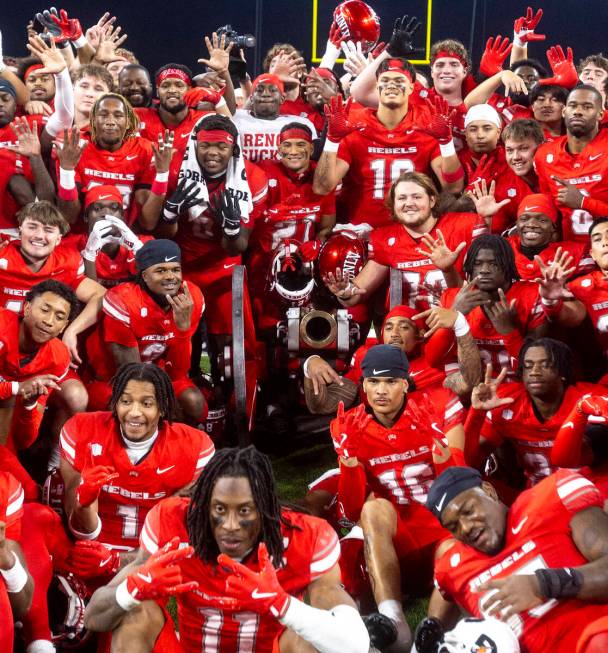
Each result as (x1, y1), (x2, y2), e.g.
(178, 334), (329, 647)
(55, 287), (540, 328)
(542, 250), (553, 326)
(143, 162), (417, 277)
(48, 573), (91, 647)
(269, 240), (316, 306)
(317, 231), (367, 280)
(333, 1), (381, 53)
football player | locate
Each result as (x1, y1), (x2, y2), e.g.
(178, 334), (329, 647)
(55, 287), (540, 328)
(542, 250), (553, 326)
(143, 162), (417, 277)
(578, 54), (608, 106)
(118, 64), (153, 108)
(71, 64), (113, 130)
(529, 84), (567, 140)
(501, 118), (543, 197)
(426, 466), (608, 653)
(83, 446), (369, 653)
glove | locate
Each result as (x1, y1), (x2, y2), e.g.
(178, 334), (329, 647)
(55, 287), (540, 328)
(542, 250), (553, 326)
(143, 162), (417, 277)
(184, 87), (223, 108)
(76, 451), (118, 507)
(417, 96), (455, 144)
(479, 35), (513, 77)
(163, 178), (201, 223)
(299, 239), (321, 263)
(328, 20), (343, 48)
(413, 617), (445, 653)
(329, 401), (372, 459)
(211, 191), (241, 239)
(539, 46), (578, 88)
(219, 542), (290, 618)
(49, 8), (83, 44)
(387, 14), (421, 57)
(323, 96), (365, 144)
(66, 541), (120, 578)
(104, 215), (143, 252)
(121, 537), (198, 603)
(578, 395), (608, 418)
(513, 7), (545, 47)
(82, 219), (118, 262)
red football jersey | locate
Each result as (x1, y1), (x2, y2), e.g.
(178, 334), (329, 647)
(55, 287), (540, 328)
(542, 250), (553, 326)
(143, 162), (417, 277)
(535, 129), (608, 241)
(434, 471), (608, 652)
(280, 97), (325, 133)
(569, 271), (608, 359)
(0, 149), (31, 230)
(176, 160), (268, 268)
(0, 241), (85, 314)
(86, 280), (204, 381)
(140, 500), (340, 652)
(507, 235), (593, 280)
(253, 159), (335, 254)
(369, 212), (486, 311)
(0, 471), (24, 539)
(337, 107), (441, 228)
(410, 88), (467, 152)
(480, 382), (607, 485)
(441, 281), (544, 377)
(60, 411), (215, 550)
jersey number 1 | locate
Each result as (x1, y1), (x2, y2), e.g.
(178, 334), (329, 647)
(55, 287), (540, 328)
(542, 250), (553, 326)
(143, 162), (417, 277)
(370, 159), (414, 199)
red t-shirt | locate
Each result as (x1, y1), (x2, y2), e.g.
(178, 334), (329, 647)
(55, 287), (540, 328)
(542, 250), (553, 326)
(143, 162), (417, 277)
(480, 381), (607, 485)
(535, 129), (608, 241)
(0, 241), (85, 314)
(569, 270), (608, 359)
(86, 280), (204, 381)
(140, 501), (340, 652)
(369, 213), (486, 311)
(434, 470), (608, 653)
(59, 411), (215, 550)
(508, 234), (593, 280)
(337, 107), (440, 228)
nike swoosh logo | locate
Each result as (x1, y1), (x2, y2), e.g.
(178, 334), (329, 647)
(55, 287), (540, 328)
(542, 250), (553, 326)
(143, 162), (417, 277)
(372, 368), (390, 375)
(562, 421), (574, 429)
(137, 572), (153, 583)
(252, 588), (277, 599)
(511, 516), (528, 535)
(223, 263), (236, 269)
(99, 556), (113, 568)
(164, 256), (177, 262)
(590, 153), (602, 161)
(98, 194), (112, 199)
(435, 492), (447, 512)
(126, 154), (138, 160)
(157, 465), (175, 474)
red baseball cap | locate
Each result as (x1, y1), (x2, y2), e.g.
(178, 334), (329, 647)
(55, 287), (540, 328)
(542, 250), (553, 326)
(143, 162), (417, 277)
(84, 185), (124, 210)
(517, 193), (558, 223)
(252, 73), (285, 95)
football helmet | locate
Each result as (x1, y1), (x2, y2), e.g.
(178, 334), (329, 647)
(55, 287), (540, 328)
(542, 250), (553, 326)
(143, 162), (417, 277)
(440, 617), (520, 653)
(269, 240), (315, 306)
(48, 573), (91, 648)
(317, 231), (367, 281)
(333, 1), (381, 53)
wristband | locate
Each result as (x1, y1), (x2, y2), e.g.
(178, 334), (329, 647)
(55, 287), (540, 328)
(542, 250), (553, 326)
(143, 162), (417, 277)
(115, 578), (141, 611)
(323, 139), (340, 153)
(320, 40), (341, 70)
(72, 35), (87, 49)
(11, 382), (19, 396)
(216, 97), (227, 109)
(441, 166), (464, 183)
(453, 312), (470, 337)
(303, 355), (321, 379)
(59, 167), (76, 189)
(151, 172), (169, 196)
(541, 297), (564, 318)
(68, 514), (103, 540)
(535, 567), (582, 599)
(513, 34), (525, 48)
(0, 552), (29, 593)
(439, 140), (457, 158)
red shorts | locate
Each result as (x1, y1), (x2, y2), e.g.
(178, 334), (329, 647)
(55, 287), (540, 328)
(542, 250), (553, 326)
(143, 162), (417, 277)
(86, 377), (198, 411)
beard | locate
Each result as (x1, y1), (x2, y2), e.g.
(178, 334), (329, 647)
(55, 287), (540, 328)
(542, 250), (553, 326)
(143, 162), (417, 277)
(161, 99), (187, 114)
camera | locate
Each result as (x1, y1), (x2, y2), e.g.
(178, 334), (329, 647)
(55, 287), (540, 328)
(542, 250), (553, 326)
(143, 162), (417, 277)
(216, 24), (256, 49)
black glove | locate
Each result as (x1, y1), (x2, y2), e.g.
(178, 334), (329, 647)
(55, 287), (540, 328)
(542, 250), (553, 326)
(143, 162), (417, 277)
(162, 178), (201, 223)
(413, 617), (445, 653)
(212, 190), (241, 240)
(387, 15), (422, 57)
(362, 614), (398, 651)
(34, 7), (61, 41)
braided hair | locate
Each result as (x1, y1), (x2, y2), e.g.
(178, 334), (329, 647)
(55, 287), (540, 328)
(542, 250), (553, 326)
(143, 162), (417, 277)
(90, 92), (140, 144)
(517, 337), (575, 387)
(463, 234), (520, 284)
(187, 446), (284, 565)
(109, 363), (177, 426)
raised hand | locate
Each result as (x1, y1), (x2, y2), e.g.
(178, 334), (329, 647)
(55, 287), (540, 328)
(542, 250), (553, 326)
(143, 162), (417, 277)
(211, 191), (241, 239)
(452, 277), (490, 315)
(387, 14), (421, 57)
(418, 229), (466, 271)
(104, 216), (143, 252)
(417, 96), (456, 144)
(95, 21), (127, 63)
(328, 20), (344, 48)
(341, 40), (368, 78)
(485, 288), (517, 335)
(468, 178), (512, 219)
(85, 12), (116, 50)
(578, 394), (608, 418)
(269, 50), (307, 82)
(471, 364), (515, 411)
(513, 7), (545, 46)
(152, 130), (175, 174)
(413, 306), (459, 339)
(535, 247), (577, 301)
(49, 8), (83, 44)
(330, 401), (372, 459)
(163, 178), (202, 223)
(55, 128), (87, 170)
(479, 36), (513, 77)
(66, 541), (120, 578)
(499, 70), (528, 96)
(166, 283), (194, 332)
(303, 68), (338, 105)
(552, 176), (584, 209)
(76, 450), (118, 507)
(26, 34), (66, 74)
(540, 46), (578, 88)
(219, 542), (290, 617)
(8, 118), (41, 159)
(323, 96), (365, 143)
(82, 220), (118, 261)
(322, 266), (366, 300)
(198, 32), (233, 74)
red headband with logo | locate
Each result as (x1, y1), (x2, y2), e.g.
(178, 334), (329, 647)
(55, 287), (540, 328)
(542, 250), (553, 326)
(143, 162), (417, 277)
(517, 193), (558, 223)
(382, 59), (414, 82)
(84, 184), (124, 210)
(279, 127), (312, 144)
(24, 64), (44, 80)
(251, 73), (285, 95)
(432, 50), (468, 68)
(156, 68), (192, 87)
(196, 129), (234, 144)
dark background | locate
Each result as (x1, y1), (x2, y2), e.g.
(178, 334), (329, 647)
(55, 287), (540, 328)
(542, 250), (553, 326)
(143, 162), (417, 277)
(3, 1), (605, 78)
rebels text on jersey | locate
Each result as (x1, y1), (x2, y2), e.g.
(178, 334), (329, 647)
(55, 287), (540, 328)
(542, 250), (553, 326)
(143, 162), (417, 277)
(60, 412), (214, 550)
(140, 500), (340, 652)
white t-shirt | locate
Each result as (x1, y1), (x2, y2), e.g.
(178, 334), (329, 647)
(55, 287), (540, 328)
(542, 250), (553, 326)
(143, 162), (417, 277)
(233, 110), (318, 162)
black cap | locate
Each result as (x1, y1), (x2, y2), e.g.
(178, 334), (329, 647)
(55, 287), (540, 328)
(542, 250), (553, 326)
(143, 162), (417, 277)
(426, 467), (483, 522)
(0, 79), (16, 99)
(361, 344), (409, 379)
(135, 239), (181, 272)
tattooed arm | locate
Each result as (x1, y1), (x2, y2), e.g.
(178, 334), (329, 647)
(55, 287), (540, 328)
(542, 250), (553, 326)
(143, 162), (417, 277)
(570, 506), (608, 601)
(444, 330), (482, 397)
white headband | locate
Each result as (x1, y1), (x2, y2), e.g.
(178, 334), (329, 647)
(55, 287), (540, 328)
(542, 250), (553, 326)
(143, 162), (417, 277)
(464, 103), (501, 129)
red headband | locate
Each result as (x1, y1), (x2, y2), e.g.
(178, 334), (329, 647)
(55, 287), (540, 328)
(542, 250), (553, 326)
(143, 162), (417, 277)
(380, 305), (425, 342)
(252, 73), (285, 95)
(156, 68), (192, 87)
(196, 129), (234, 144)
(382, 59), (414, 82)
(84, 184), (123, 210)
(24, 64), (44, 80)
(432, 50), (468, 68)
(279, 127), (312, 144)
(517, 193), (558, 223)
(306, 67), (336, 83)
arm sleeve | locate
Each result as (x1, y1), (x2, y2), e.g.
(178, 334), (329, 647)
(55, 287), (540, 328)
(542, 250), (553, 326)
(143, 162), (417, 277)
(44, 68), (74, 137)
(5, 398), (45, 451)
(581, 196), (608, 217)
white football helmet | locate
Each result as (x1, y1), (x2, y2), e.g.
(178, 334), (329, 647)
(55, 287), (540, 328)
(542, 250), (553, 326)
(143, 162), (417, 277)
(439, 617), (520, 653)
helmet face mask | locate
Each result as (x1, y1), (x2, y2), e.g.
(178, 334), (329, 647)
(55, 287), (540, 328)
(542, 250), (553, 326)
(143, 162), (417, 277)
(439, 618), (520, 653)
(48, 573), (91, 647)
(269, 241), (315, 306)
(333, 1), (380, 53)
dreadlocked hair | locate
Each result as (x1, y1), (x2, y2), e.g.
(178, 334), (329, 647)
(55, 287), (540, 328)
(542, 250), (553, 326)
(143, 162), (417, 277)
(463, 234), (520, 283)
(187, 446), (285, 565)
(517, 337), (574, 387)
(90, 93), (139, 144)
(109, 362), (177, 426)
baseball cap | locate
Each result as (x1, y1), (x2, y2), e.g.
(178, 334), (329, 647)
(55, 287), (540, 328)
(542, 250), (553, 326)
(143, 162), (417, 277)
(361, 344), (410, 379)
(464, 103), (501, 129)
(135, 239), (181, 271)
(426, 466), (483, 522)
(517, 193), (558, 223)
(84, 185), (124, 210)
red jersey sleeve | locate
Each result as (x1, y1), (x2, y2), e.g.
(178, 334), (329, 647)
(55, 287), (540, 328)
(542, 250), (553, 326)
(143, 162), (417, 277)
(194, 431), (215, 478)
(59, 413), (88, 469)
(102, 288), (138, 348)
(244, 161), (269, 227)
(139, 496), (187, 554)
(480, 407), (504, 446)
(0, 471), (24, 539)
(308, 517), (341, 581)
(552, 469), (603, 514)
